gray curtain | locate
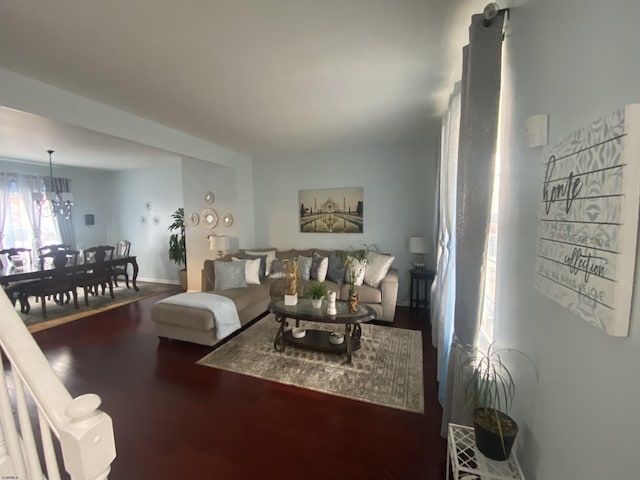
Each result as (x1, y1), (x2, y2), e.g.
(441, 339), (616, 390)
(439, 10), (506, 435)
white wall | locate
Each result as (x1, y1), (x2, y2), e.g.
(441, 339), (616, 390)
(253, 139), (438, 304)
(498, 1), (640, 478)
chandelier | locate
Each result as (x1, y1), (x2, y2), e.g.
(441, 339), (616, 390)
(34, 149), (74, 220)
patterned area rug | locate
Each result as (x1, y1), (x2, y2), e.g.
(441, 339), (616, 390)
(21, 281), (177, 333)
(197, 315), (424, 413)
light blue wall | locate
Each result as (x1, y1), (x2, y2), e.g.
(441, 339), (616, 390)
(499, 1), (640, 478)
(252, 139), (438, 304)
(111, 164), (182, 283)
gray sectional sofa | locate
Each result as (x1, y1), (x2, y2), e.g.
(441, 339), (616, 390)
(151, 247), (398, 346)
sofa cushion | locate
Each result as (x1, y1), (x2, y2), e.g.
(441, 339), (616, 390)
(244, 249), (276, 277)
(214, 260), (247, 290)
(313, 249), (335, 258)
(310, 254), (329, 281)
(232, 257), (261, 285)
(326, 255), (346, 284)
(237, 253), (267, 281)
(297, 255), (313, 281)
(217, 283), (271, 312)
(344, 255), (366, 286)
(269, 258), (288, 278)
(364, 251), (395, 288)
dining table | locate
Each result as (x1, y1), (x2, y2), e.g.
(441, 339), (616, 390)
(0, 255), (139, 313)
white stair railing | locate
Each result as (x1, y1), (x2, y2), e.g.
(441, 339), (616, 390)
(0, 291), (116, 479)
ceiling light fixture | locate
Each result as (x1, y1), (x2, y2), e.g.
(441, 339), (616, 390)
(34, 149), (74, 220)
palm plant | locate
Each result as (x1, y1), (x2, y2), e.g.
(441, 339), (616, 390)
(168, 208), (186, 266)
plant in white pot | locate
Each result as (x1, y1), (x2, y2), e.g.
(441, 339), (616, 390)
(306, 281), (327, 309)
(168, 207), (187, 290)
(459, 342), (536, 461)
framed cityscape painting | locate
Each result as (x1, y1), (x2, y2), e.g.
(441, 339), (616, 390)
(299, 187), (363, 233)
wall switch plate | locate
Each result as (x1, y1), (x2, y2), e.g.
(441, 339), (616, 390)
(526, 113), (549, 148)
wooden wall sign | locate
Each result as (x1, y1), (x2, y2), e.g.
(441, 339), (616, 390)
(534, 104), (640, 337)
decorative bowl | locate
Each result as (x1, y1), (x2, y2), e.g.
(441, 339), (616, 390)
(292, 328), (306, 339)
(329, 332), (344, 345)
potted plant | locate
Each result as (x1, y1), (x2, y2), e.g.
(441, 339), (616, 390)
(459, 342), (536, 461)
(306, 281), (327, 308)
(168, 207), (187, 290)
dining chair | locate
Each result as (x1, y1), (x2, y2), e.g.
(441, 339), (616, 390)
(77, 246), (115, 304)
(112, 240), (132, 288)
(0, 247), (35, 312)
(23, 250), (80, 318)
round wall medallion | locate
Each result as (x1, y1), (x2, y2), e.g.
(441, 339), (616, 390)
(222, 213), (233, 227)
(188, 211), (200, 226)
(203, 191), (215, 204)
(201, 208), (218, 229)
(152, 215), (161, 226)
(139, 215), (147, 225)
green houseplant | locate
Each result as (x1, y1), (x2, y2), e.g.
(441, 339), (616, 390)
(168, 207), (187, 290)
(306, 281), (327, 308)
(460, 342), (536, 461)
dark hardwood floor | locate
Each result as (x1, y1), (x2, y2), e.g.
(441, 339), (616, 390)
(32, 289), (447, 480)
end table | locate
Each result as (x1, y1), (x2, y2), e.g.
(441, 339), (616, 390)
(447, 423), (525, 480)
(409, 268), (435, 311)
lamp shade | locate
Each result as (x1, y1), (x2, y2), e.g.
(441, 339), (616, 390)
(209, 235), (230, 252)
(409, 236), (427, 254)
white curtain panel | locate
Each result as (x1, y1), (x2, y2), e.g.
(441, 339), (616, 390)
(431, 82), (461, 394)
(0, 173), (10, 249)
(438, 10), (506, 436)
(17, 174), (41, 253)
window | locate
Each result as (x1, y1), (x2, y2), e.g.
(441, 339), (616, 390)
(2, 179), (61, 253)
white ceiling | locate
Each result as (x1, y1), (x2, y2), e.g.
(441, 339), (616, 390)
(0, 0), (487, 167)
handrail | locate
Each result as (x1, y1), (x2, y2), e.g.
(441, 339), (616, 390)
(0, 290), (116, 479)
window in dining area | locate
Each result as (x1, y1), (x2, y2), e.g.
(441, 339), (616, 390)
(2, 179), (61, 252)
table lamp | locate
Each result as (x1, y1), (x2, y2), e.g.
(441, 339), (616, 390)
(409, 236), (427, 270)
(209, 235), (230, 258)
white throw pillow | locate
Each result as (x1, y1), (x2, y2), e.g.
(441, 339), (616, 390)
(364, 251), (395, 288)
(344, 256), (366, 286)
(232, 257), (261, 285)
(245, 249), (276, 277)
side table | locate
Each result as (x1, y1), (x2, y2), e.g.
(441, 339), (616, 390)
(409, 268), (435, 311)
(447, 423), (525, 480)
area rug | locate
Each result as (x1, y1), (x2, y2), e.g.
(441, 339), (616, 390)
(197, 315), (424, 414)
(22, 281), (177, 333)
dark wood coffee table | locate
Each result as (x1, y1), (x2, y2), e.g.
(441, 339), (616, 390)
(269, 298), (376, 364)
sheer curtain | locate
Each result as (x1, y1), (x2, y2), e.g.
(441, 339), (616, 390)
(431, 10), (507, 436)
(17, 174), (42, 253)
(431, 82), (461, 406)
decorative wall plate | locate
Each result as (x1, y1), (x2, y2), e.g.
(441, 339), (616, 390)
(145, 201), (152, 210)
(203, 191), (215, 204)
(222, 213), (233, 227)
(139, 215), (147, 225)
(201, 208), (218, 229)
(188, 211), (200, 226)
(152, 215), (161, 226)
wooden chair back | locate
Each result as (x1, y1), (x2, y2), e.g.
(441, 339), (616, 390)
(115, 240), (131, 258)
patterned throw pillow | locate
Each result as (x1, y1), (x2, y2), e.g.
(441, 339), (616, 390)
(344, 256), (366, 286)
(297, 255), (313, 281)
(214, 260), (247, 291)
(269, 259), (288, 279)
(310, 254), (329, 282)
(363, 251), (395, 288)
(326, 255), (346, 284)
